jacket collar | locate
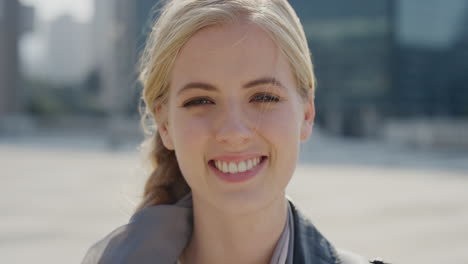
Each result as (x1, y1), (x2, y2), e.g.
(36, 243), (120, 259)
(289, 201), (340, 264)
(83, 195), (340, 264)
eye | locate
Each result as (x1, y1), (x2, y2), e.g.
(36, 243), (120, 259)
(251, 93), (280, 103)
(182, 97), (214, 107)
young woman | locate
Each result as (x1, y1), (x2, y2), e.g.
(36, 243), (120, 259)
(82, 1), (387, 263)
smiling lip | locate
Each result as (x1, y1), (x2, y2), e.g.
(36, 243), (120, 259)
(208, 156), (268, 183)
(210, 154), (265, 163)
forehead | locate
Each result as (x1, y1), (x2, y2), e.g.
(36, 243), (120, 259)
(170, 22), (294, 90)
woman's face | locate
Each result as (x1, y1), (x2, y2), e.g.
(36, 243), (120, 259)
(158, 22), (314, 214)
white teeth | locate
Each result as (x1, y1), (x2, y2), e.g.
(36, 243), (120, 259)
(213, 157), (263, 174)
(238, 161), (247, 172)
(228, 162), (238, 173)
(247, 159), (253, 170)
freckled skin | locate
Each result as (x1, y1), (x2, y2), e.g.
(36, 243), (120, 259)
(158, 22), (315, 215)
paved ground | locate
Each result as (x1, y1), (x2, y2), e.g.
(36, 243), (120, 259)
(1, 130), (467, 263)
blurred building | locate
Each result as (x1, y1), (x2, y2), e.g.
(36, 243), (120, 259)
(89, 0), (467, 139)
(289, 0), (468, 138)
(93, 0), (156, 115)
(92, 0), (119, 113)
(290, 0), (394, 137)
(0, 0), (34, 116)
(44, 14), (93, 84)
(395, 0), (468, 118)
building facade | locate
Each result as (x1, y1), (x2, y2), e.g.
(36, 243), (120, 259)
(93, 0), (157, 115)
(45, 14), (93, 84)
(0, 0), (34, 116)
(0, 0), (20, 116)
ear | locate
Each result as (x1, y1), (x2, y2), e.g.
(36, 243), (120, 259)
(155, 104), (175, 150)
(300, 92), (315, 142)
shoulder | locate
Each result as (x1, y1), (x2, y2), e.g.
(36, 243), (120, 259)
(336, 248), (390, 264)
(288, 200), (389, 264)
(336, 248), (368, 264)
(81, 204), (193, 264)
(81, 224), (130, 264)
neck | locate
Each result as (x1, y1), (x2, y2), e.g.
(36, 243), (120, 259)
(181, 193), (288, 264)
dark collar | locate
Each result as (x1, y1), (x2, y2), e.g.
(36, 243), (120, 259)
(83, 197), (341, 264)
(289, 201), (340, 264)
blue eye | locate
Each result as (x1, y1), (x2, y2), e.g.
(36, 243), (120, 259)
(183, 98), (213, 107)
(183, 94), (280, 108)
(252, 94), (280, 103)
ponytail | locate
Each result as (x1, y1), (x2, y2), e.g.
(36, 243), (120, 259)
(135, 131), (190, 212)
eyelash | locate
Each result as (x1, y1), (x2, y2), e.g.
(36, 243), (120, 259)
(182, 94), (280, 107)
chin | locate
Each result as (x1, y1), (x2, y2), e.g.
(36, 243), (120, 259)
(208, 187), (285, 216)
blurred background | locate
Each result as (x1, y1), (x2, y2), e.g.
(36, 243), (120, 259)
(1, 0), (467, 263)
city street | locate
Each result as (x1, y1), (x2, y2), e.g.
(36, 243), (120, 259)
(1, 130), (467, 263)
(2, 0), (468, 263)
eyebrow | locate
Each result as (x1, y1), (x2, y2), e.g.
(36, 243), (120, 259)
(177, 77), (285, 96)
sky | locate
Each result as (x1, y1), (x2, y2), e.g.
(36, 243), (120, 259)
(20, 0), (93, 22)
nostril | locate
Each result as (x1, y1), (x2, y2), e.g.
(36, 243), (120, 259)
(214, 121), (254, 144)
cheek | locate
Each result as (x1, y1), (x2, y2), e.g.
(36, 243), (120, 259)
(169, 102), (302, 157)
(257, 105), (302, 142)
(170, 110), (211, 169)
(259, 104), (302, 172)
(170, 112), (212, 189)
(171, 110), (211, 147)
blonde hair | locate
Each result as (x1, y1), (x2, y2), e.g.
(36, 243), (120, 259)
(136, 0), (315, 211)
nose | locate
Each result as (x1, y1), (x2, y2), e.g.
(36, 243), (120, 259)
(215, 103), (254, 147)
